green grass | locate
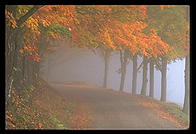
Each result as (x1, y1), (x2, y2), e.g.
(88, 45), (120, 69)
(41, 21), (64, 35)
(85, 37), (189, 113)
(49, 115), (69, 129)
(162, 103), (189, 124)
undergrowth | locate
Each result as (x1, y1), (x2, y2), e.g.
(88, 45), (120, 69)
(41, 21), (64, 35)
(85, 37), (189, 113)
(5, 79), (72, 129)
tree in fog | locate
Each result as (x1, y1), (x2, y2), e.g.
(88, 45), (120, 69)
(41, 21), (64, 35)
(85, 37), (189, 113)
(5, 5), (77, 104)
(96, 48), (112, 88)
(183, 6), (190, 115)
(140, 56), (148, 95)
(145, 6), (189, 102)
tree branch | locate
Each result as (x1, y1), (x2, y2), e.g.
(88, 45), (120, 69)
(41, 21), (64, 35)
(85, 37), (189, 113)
(120, 50), (123, 66)
(17, 5), (44, 27)
(137, 61), (143, 71)
(154, 61), (162, 71)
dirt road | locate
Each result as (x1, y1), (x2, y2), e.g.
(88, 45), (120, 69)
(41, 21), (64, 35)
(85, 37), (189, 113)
(49, 82), (181, 130)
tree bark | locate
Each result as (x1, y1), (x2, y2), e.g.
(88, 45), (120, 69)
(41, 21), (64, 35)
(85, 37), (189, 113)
(6, 5), (43, 105)
(119, 50), (129, 91)
(183, 6), (190, 114)
(160, 57), (167, 102)
(183, 55), (190, 114)
(103, 50), (110, 88)
(141, 56), (148, 96)
(149, 59), (154, 98)
(47, 54), (50, 82)
(132, 54), (137, 94)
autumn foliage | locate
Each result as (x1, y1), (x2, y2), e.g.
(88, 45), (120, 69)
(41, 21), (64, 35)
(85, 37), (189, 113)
(5, 5), (190, 129)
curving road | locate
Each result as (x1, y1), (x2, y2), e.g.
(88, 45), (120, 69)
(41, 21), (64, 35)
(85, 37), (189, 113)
(49, 82), (181, 130)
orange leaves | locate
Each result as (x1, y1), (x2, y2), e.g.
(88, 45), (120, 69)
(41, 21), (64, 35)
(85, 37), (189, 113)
(24, 17), (40, 35)
(149, 29), (170, 56)
(22, 16), (41, 62)
(48, 31), (61, 40)
(160, 5), (175, 10)
(5, 10), (17, 28)
(133, 21), (148, 31)
(34, 5), (78, 42)
(38, 122), (43, 128)
(103, 29), (116, 50)
(109, 20), (150, 56)
(19, 49), (24, 54)
(139, 5), (147, 19)
(23, 44), (40, 62)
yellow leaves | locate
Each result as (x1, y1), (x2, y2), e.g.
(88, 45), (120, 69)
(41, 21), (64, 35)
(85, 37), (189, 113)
(30, 85), (35, 91)
(5, 10), (17, 29)
(25, 17), (40, 35)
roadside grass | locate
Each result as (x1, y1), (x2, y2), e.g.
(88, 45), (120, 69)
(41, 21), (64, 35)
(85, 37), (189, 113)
(161, 102), (189, 127)
(134, 95), (189, 129)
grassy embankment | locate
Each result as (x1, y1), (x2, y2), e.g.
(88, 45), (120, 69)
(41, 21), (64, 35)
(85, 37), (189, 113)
(6, 79), (74, 129)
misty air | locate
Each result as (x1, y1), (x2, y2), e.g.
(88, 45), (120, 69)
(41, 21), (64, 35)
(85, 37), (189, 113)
(5, 5), (190, 130)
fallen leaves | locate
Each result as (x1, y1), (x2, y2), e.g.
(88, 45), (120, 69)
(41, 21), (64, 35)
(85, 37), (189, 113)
(38, 122), (43, 128)
(134, 95), (189, 129)
(69, 103), (93, 130)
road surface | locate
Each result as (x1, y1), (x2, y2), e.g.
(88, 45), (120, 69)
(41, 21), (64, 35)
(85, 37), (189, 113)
(49, 82), (181, 130)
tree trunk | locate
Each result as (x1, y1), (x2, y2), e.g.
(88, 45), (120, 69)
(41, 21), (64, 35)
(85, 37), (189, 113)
(47, 54), (50, 82)
(120, 64), (126, 91)
(183, 55), (190, 114)
(132, 54), (137, 94)
(141, 56), (148, 96)
(149, 60), (154, 98)
(103, 50), (110, 88)
(6, 5), (43, 105)
(160, 57), (167, 102)
(119, 50), (129, 91)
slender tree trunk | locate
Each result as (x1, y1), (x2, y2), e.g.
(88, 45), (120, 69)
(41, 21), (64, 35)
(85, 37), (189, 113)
(28, 59), (31, 85)
(183, 55), (190, 114)
(141, 56), (148, 96)
(149, 60), (154, 98)
(160, 57), (167, 102)
(120, 64), (126, 91)
(132, 54), (137, 94)
(103, 50), (110, 88)
(119, 50), (128, 91)
(183, 6), (190, 114)
(47, 55), (50, 82)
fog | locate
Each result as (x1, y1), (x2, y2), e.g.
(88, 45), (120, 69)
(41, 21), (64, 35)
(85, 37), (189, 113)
(41, 45), (185, 106)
